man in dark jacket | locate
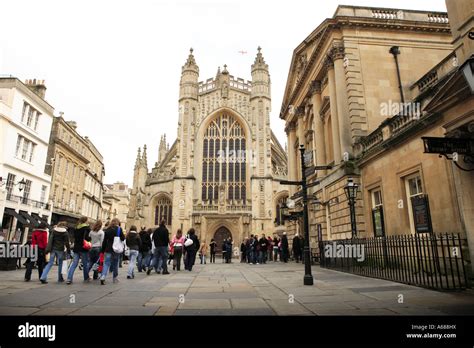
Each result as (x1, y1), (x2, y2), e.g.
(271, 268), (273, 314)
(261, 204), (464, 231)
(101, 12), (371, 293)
(100, 218), (125, 285)
(138, 227), (152, 272)
(259, 234), (269, 264)
(147, 220), (170, 275)
(293, 234), (302, 263)
(281, 232), (289, 263)
(184, 228), (200, 271)
(40, 221), (71, 283)
(67, 217), (91, 284)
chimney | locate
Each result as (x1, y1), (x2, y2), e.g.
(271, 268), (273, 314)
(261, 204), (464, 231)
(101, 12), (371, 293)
(25, 79), (47, 99)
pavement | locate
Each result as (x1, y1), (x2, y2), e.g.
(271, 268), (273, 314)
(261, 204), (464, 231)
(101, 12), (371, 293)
(0, 260), (473, 316)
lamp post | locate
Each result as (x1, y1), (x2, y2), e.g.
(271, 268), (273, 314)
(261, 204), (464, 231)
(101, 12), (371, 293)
(344, 178), (359, 238)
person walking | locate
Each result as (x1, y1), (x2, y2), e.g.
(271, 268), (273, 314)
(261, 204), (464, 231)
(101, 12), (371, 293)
(281, 232), (289, 263)
(100, 218), (125, 285)
(25, 222), (48, 282)
(267, 236), (273, 262)
(125, 225), (141, 279)
(171, 229), (185, 271)
(273, 236), (279, 262)
(221, 238), (227, 263)
(293, 233), (302, 263)
(40, 222), (71, 284)
(67, 217), (91, 284)
(209, 239), (217, 263)
(240, 238), (247, 263)
(199, 242), (207, 264)
(258, 234), (269, 264)
(138, 227), (152, 272)
(147, 219), (170, 275)
(184, 228), (200, 271)
(225, 238), (233, 263)
(88, 220), (104, 280)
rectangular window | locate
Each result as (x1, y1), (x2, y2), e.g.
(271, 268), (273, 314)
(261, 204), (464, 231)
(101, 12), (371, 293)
(27, 108), (35, 127)
(21, 139), (30, 160)
(6, 173), (16, 200)
(405, 173), (424, 234)
(40, 185), (47, 203)
(21, 102), (28, 123)
(22, 179), (32, 203)
(370, 188), (385, 237)
(15, 135), (22, 157)
(28, 144), (36, 162)
(34, 113), (40, 130)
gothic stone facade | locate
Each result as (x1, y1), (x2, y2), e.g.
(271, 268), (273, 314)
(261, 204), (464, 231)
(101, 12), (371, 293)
(127, 48), (288, 248)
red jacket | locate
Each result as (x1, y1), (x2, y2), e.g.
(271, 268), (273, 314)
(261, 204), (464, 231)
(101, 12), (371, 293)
(31, 229), (48, 250)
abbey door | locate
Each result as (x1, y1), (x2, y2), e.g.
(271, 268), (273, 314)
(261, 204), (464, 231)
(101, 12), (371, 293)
(213, 227), (232, 254)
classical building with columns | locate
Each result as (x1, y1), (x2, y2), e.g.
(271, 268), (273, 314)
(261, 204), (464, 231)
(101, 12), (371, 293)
(280, 4), (473, 252)
(127, 48), (288, 251)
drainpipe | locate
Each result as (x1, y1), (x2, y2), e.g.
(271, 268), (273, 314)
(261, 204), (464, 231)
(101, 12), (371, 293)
(389, 46), (405, 104)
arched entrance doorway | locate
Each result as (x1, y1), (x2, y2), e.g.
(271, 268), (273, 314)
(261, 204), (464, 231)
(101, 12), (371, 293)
(213, 226), (232, 253)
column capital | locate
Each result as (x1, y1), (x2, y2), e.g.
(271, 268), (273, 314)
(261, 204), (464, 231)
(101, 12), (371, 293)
(285, 121), (297, 134)
(309, 80), (322, 95)
(329, 42), (345, 61)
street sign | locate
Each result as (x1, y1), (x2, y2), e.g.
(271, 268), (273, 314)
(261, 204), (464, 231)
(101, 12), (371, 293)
(422, 137), (474, 155)
(303, 151), (314, 167)
(305, 165), (315, 177)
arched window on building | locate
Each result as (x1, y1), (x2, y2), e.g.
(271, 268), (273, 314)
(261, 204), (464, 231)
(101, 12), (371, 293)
(202, 113), (247, 204)
(155, 196), (172, 226)
(275, 195), (288, 226)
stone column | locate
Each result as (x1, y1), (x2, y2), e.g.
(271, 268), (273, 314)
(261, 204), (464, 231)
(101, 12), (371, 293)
(332, 42), (352, 159)
(286, 122), (297, 194)
(310, 80), (326, 176)
(326, 57), (342, 164)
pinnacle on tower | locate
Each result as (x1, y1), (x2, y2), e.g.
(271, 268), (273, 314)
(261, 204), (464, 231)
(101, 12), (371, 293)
(182, 47), (199, 73)
(252, 46), (268, 71)
(142, 144), (148, 167)
(135, 147), (141, 168)
(222, 64), (229, 75)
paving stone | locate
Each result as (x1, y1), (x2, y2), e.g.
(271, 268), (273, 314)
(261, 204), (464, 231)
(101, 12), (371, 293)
(0, 306), (40, 315)
(70, 305), (159, 316)
(32, 307), (79, 316)
(178, 299), (231, 310)
(175, 308), (275, 316)
(231, 298), (270, 309)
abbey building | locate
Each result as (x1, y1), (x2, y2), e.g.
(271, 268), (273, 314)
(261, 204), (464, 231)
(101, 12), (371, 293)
(127, 48), (288, 250)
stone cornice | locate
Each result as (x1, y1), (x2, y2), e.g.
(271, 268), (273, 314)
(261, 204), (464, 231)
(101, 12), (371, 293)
(280, 16), (451, 120)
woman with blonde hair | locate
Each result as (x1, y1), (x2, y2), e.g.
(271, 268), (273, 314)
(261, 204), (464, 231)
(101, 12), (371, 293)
(170, 229), (185, 271)
(199, 242), (208, 264)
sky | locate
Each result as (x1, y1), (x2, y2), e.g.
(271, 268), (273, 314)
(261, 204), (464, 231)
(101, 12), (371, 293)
(0, 0), (447, 186)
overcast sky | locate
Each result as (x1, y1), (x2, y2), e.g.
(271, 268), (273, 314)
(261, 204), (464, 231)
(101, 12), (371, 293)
(0, 0), (447, 186)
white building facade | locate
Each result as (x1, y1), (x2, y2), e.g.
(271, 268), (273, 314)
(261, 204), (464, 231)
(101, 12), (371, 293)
(0, 78), (54, 243)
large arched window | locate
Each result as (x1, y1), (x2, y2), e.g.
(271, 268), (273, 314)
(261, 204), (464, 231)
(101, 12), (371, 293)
(202, 113), (246, 204)
(155, 196), (172, 225)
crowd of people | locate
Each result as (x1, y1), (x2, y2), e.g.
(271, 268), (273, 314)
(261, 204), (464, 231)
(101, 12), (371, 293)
(24, 217), (307, 285)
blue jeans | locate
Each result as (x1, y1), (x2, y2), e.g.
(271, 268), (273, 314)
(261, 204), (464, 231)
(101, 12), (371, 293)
(100, 252), (120, 280)
(40, 250), (65, 281)
(67, 251), (89, 282)
(151, 246), (168, 272)
(137, 250), (151, 271)
(127, 250), (139, 277)
(88, 247), (101, 279)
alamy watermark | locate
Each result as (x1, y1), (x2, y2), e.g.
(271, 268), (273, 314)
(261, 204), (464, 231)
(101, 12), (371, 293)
(324, 242), (365, 262)
(380, 100), (421, 118)
(216, 148), (257, 166)
(0, 242), (38, 261)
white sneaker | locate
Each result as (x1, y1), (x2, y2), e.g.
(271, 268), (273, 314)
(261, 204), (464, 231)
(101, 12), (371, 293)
(256, 262), (259, 264)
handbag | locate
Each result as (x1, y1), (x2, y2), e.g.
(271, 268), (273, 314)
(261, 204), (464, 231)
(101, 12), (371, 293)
(112, 227), (125, 253)
(184, 237), (193, 247)
(82, 230), (92, 251)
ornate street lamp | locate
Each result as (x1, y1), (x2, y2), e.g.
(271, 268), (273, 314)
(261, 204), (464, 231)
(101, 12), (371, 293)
(344, 178), (359, 238)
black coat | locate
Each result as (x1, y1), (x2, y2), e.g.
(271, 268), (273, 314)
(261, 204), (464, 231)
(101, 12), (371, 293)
(101, 226), (125, 253)
(281, 235), (289, 251)
(152, 225), (169, 248)
(126, 231), (142, 251)
(72, 224), (91, 253)
(293, 236), (302, 253)
(139, 230), (152, 252)
(185, 234), (200, 252)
